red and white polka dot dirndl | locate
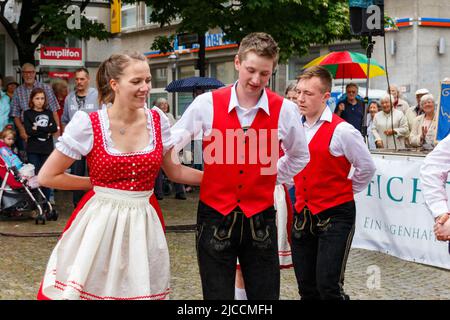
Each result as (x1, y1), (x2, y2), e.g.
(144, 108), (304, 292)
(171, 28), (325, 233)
(38, 109), (170, 300)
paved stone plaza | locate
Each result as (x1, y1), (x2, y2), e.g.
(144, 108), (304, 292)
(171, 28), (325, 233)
(0, 190), (448, 300)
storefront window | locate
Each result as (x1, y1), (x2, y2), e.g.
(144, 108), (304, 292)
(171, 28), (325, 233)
(121, 4), (136, 29)
(145, 5), (157, 25)
(178, 64), (196, 79)
(151, 67), (167, 89)
(210, 61), (237, 85)
(175, 65), (196, 116)
(177, 92), (194, 117)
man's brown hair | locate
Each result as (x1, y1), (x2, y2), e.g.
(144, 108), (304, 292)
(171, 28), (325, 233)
(297, 66), (332, 93)
(237, 32), (279, 68)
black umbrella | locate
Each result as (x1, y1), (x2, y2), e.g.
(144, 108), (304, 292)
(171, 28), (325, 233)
(165, 76), (225, 93)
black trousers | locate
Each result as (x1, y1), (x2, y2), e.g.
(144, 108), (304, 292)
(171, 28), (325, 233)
(196, 201), (280, 300)
(291, 201), (356, 300)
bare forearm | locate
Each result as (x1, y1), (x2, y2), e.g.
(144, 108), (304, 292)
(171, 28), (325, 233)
(162, 148), (203, 186)
(38, 172), (92, 190)
(165, 164), (203, 186)
(38, 149), (92, 190)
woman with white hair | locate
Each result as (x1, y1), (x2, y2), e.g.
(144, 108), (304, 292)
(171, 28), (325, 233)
(372, 93), (410, 149)
(409, 93), (437, 149)
(155, 97), (176, 126)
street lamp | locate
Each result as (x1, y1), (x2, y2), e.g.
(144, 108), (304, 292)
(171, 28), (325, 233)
(168, 53), (178, 117)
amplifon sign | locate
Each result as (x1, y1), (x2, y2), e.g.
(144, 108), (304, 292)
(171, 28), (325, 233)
(40, 46), (83, 66)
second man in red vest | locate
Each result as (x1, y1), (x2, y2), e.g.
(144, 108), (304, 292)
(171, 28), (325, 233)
(292, 66), (376, 300)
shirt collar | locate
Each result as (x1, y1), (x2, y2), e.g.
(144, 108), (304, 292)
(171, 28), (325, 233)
(228, 81), (270, 115)
(301, 106), (332, 126)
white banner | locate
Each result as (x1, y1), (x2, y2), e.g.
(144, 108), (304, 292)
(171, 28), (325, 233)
(353, 153), (450, 269)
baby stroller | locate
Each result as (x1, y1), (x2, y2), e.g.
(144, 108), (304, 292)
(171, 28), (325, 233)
(0, 155), (58, 225)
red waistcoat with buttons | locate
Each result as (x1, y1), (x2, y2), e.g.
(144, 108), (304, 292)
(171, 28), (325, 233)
(294, 114), (354, 215)
(199, 86), (283, 217)
(86, 109), (163, 191)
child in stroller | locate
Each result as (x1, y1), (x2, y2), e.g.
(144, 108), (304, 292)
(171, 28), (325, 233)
(0, 128), (57, 224)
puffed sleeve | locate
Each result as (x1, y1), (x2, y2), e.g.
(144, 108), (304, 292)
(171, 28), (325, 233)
(152, 107), (175, 155)
(55, 111), (94, 160)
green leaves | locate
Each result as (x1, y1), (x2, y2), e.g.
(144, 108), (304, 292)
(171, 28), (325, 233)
(142, 0), (357, 64)
(1, 0), (111, 64)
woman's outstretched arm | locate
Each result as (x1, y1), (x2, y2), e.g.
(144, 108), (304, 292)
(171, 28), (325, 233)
(38, 149), (92, 190)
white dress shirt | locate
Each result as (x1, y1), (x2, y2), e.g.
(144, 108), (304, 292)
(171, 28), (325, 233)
(420, 134), (450, 218)
(56, 107), (174, 159)
(302, 107), (376, 194)
(171, 82), (310, 184)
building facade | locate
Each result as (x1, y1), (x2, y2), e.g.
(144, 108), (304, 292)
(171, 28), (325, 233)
(2, 0), (449, 113)
(371, 0), (450, 103)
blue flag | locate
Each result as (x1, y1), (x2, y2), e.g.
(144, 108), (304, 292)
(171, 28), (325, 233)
(436, 82), (450, 141)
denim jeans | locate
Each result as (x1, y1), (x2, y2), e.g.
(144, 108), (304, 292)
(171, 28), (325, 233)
(291, 201), (356, 300)
(70, 157), (87, 207)
(27, 152), (50, 199)
(196, 201), (280, 300)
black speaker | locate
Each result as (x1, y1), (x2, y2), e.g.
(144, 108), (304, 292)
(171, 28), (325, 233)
(349, 0), (385, 36)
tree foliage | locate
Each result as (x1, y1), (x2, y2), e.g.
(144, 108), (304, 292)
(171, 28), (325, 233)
(0, 0), (111, 66)
(127, 0), (355, 63)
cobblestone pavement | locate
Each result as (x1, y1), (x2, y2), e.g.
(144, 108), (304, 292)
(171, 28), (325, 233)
(0, 190), (449, 300)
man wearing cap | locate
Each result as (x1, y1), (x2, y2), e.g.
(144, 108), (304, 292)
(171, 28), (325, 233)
(405, 88), (429, 146)
(334, 83), (365, 133)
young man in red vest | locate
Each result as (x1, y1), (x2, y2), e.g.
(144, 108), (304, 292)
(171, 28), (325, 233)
(292, 66), (376, 300)
(171, 32), (309, 299)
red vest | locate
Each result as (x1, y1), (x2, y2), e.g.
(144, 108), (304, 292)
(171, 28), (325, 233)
(294, 114), (354, 214)
(200, 86), (283, 217)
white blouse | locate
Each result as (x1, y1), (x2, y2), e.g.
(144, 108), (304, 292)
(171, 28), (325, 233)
(56, 107), (175, 160)
(420, 134), (450, 219)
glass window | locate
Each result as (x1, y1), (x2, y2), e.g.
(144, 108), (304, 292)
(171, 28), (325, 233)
(151, 67), (167, 89)
(288, 48), (320, 80)
(145, 5), (157, 25)
(121, 4), (136, 29)
(177, 92), (194, 117)
(67, 37), (81, 48)
(178, 65), (196, 79)
(210, 61), (237, 85)
(175, 65), (196, 116)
